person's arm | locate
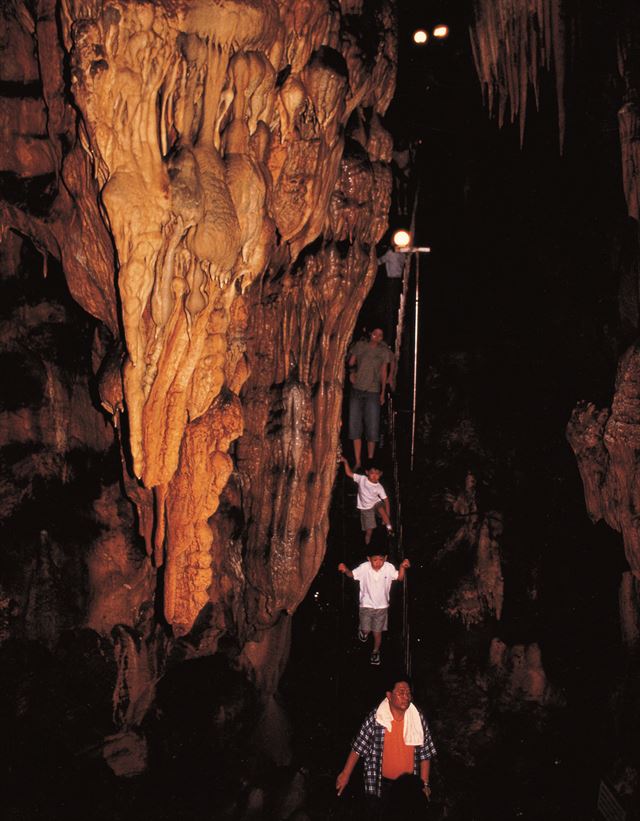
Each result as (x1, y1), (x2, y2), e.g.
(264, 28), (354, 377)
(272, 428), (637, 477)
(417, 711), (436, 798)
(379, 487), (391, 521)
(338, 562), (354, 579)
(340, 456), (354, 479)
(419, 758), (431, 798)
(348, 352), (358, 384)
(336, 749), (360, 795)
(397, 558), (410, 581)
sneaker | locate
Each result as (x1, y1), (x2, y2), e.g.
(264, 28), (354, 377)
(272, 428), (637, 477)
(370, 651), (381, 666)
(358, 629), (368, 643)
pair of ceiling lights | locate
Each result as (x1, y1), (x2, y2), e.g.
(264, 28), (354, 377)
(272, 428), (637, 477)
(413, 25), (449, 44)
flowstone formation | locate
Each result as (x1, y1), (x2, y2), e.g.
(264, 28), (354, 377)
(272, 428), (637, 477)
(0, 0), (396, 773)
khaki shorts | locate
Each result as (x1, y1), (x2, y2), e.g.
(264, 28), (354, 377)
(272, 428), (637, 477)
(360, 501), (385, 531)
(359, 606), (388, 632)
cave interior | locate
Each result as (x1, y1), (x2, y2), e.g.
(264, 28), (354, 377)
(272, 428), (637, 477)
(1, 0), (639, 819)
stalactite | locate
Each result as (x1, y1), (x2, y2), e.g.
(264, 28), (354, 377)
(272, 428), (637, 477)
(470, 0), (567, 150)
(618, 23), (640, 222)
(0, 0), (397, 725)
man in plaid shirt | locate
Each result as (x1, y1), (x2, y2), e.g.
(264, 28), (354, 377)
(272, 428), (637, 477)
(336, 678), (437, 803)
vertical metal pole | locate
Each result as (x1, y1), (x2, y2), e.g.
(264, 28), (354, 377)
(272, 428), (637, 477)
(410, 252), (420, 471)
(393, 182), (420, 369)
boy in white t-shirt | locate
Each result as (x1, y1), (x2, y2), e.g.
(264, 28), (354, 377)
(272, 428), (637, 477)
(338, 553), (410, 665)
(340, 456), (393, 544)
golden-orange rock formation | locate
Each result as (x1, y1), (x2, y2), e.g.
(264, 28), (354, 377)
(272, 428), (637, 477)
(0, 0), (397, 741)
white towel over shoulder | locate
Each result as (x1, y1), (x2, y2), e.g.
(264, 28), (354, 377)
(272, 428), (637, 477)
(375, 698), (424, 746)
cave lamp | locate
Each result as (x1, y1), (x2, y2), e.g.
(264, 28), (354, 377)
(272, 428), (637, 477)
(392, 229), (412, 249)
(413, 29), (428, 44)
(433, 25), (449, 39)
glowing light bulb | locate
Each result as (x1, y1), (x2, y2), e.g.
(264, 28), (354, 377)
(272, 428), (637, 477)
(433, 24), (449, 39)
(393, 229), (412, 249)
(413, 29), (428, 45)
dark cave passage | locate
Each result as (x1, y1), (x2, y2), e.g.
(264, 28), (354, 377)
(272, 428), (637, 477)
(281, 3), (636, 819)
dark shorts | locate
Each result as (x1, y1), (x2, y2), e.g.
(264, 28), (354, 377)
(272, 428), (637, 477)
(349, 388), (381, 442)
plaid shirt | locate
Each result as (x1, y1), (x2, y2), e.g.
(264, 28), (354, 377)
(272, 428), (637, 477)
(351, 707), (437, 797)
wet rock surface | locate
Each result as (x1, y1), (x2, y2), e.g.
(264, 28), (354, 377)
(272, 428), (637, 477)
(0, 0), (397, 813)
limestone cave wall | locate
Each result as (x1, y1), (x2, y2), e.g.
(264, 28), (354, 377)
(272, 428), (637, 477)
(469, 0), (640, 659)
(0, 0), (396, 771)
(563, 3), (640, 651)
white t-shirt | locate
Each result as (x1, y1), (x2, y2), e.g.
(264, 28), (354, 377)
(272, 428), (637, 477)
(353, 473), (387, 510)
(352, 560), (399, 609)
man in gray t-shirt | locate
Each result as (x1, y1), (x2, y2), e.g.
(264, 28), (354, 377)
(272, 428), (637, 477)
(347, 328), (394, 468)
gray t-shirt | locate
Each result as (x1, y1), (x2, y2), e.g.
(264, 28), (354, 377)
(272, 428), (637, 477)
(349, 340), (393, 393)
(378, 249), (405, 278)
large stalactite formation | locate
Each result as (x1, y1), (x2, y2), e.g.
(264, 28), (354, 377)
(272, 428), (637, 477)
(0, 0), (396, 764)
(469, 0), (567, 148)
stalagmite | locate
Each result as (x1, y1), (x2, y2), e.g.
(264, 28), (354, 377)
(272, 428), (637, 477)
(441, 474), (504, 626)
